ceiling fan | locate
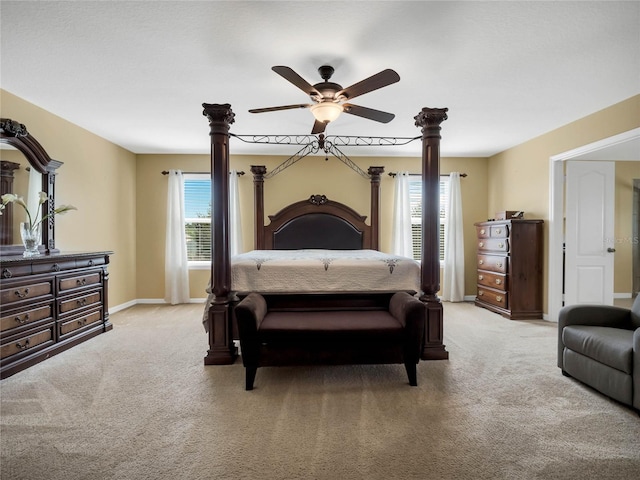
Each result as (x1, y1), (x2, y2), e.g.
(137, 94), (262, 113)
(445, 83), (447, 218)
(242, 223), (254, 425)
(249, 65), (400, 134)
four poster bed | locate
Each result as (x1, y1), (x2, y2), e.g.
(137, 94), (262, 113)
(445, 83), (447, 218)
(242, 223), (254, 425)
(201, 103), (449, 380)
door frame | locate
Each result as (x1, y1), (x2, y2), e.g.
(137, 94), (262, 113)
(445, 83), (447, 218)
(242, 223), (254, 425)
(548, 127), (640, 322)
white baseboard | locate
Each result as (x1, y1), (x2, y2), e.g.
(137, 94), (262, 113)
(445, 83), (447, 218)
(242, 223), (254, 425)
(109, 297), (208, 314)
(614, 292), (633, 299)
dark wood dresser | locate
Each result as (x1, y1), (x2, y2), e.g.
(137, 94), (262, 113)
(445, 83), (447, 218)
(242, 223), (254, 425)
(474, 220), (543, 319)
(0, 251), (112, 378)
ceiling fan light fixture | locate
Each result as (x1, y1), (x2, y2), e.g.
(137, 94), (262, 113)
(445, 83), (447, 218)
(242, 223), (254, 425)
(310, 102), (343, 123)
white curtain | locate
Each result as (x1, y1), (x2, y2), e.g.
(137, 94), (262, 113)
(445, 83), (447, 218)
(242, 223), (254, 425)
(442, 172), (465, 302)
(164, 170), (190, 304)
(391, 171), (413, 257)
(229, 170), (243, 256)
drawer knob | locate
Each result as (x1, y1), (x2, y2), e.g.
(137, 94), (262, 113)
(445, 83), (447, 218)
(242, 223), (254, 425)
(2, 268), (12, 279)
(498, 242), (504, 248)
(88, 259), (95, 267)
(479, 260), (484, 265)
(478, 242), (484, 248)
(14, 288), (30, 299)
(15, 339), (31, 351)
(77, 318), (88, 326)
(52, 264), (61, 272)
(14, 313), (30, 325)
(480, 229), (486, 235)
(478, 291), (484, 296)
(495, 279), (502, 285)
(478, 275), (484, 281)
(496, 228), (502, 234)
(77, 298), (88, 307)
(77, 278), (87, 286)
(497, 262), (503, 268)
(496, 296), (503, 302)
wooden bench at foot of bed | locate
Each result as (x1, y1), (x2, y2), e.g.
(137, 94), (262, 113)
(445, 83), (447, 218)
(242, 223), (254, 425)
(234, 291), (426, 390)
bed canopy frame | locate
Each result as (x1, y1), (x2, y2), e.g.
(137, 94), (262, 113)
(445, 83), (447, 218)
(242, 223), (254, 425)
(202, 103), (449, 365)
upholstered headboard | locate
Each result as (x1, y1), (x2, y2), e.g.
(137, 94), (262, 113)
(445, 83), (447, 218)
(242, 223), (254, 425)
(263, 195), (372, 250)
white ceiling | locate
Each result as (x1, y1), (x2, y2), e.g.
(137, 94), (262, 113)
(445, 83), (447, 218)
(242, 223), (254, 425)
(1, 1), (639, 159)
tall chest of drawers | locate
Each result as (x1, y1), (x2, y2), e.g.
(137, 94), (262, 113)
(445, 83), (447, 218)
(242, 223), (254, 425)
(474, 220), (543, 319)
(0, 252), (112, 378)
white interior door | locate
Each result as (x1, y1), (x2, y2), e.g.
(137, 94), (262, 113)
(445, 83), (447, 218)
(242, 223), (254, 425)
(564, 161), (615, 305)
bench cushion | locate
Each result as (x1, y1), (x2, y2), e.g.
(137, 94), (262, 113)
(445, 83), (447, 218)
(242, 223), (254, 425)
(259, 310), (403, 343)
(562, 325), (634, 374)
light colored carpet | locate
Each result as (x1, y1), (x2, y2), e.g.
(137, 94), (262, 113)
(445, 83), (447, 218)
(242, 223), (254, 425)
(1, 302), (638, 480)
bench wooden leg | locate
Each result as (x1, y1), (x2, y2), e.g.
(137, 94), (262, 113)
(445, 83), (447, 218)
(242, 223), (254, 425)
(246, 367), (257, 390)
(405, 361), (418, 386)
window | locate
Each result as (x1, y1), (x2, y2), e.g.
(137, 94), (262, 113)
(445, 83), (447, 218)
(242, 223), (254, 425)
(183, 174), (211, 262)
(408, 176), (449, 262)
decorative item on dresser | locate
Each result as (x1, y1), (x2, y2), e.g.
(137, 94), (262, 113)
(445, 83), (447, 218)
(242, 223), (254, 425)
(474, 219), (544, 319)
(0, 251), (112, 378)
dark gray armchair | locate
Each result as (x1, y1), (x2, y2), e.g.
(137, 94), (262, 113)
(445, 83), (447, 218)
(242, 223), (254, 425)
(558, 296), (640, 411)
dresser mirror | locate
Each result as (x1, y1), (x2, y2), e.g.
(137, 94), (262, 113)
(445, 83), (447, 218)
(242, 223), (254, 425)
(0, 118), (62, 255)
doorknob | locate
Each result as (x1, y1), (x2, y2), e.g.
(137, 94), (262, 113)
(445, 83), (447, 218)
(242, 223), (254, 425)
(607, 247), (616, 253)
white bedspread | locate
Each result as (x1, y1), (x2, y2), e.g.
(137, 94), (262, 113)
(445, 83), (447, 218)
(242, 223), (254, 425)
(231, 249), (421, 294)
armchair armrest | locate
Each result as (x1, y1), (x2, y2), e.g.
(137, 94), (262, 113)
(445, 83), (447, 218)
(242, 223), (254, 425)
(389, 292), (426, 362)
(557, 304), (632, 369)
(235, 293), (268, 367)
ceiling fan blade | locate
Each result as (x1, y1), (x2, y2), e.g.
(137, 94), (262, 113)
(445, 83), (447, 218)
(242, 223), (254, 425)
(342, 103), (395, 123)
(248, 104), (310, 114)
(311, 120), (327, 135)
(272, 66), (321, 97)
(337, 69), (400, 100)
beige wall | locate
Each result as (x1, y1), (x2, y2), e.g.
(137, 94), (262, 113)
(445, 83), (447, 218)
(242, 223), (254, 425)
(487, 95), (640, 311)
(614, 161), (640, 294)
(136, 153), (489, 300)
(4, 88), (638, 311)
(1, 89), (138, 308)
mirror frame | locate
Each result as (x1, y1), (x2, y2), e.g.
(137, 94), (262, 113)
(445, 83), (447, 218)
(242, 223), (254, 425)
(0, 118), (62, 256)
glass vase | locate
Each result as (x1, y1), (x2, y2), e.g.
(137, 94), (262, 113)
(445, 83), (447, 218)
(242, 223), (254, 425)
(20, 222), (41, 257)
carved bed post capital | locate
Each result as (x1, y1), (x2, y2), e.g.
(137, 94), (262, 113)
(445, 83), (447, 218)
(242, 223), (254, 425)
(414, 107), (449, 133)
(202, 103), (235, 133)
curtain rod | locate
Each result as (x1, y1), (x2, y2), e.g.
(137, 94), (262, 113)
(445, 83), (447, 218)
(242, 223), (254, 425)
(161, 170), (244, 175)
(388, 172), (467, 177)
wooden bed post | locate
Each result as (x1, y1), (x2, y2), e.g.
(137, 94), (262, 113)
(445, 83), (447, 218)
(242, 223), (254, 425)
(250, 165), (267, 249)
(368, 166), (384, 250)
(415, 107), (449, 360)
(202, 103), (237, 365)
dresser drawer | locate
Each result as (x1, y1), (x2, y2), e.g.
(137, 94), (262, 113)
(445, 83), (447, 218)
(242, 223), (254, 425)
(32, 260), (77, 275)
(477, 287), (508, 309)
(76, 256), (107, 269)
(477, 238), (509, 252)
(0, 280), (54, 306)
(0, 302), (54, 333)
(477, 254), (508, 274)
(59, 307), (103, 338)
(0, 325), (54, 360)
(58, 289), (103, 316)
(477, 271), (508, 290)
(58, 271), (102, 293)
(476, 224), (509, 239)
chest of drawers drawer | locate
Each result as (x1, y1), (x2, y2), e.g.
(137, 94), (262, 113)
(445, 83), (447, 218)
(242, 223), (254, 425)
(476, 286), (508, 309)
(58, 271), (102, 293)
(0, 302), (54, 334)
(477, 254), (508, 274)
(477, 271), (508, 290)
(58, 289), (103, 317)
(0, 324), (55, 360)
(59, 307), (103, 339)
(477, 238), (509, 253)
(0, 279), (54, 307)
